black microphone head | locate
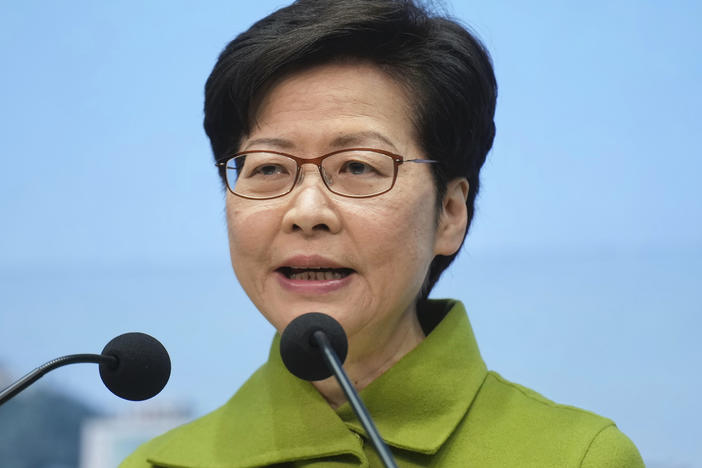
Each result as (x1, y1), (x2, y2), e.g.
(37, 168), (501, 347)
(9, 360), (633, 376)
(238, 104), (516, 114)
(99, 332), (171, 401)
(280, 312), (348, 381)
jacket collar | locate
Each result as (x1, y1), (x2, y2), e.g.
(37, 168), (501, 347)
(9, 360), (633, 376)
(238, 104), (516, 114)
(335, 299), (487, 454)
(147, 300), (486, 467)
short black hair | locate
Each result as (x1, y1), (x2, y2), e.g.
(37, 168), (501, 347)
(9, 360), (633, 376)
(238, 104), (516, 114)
(204, 0), (497, 298)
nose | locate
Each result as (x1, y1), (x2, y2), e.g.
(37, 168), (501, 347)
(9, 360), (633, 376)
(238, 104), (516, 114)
(281, 165), (342, 236)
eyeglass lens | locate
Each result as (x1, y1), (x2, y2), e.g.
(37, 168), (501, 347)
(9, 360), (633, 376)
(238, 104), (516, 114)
(225, 150), (396, 198)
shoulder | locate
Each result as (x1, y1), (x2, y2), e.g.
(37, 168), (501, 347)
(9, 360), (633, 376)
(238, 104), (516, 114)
(451, 371), (644, 467)
(580, 424), (645, 468)
(478, 371), (611, 429)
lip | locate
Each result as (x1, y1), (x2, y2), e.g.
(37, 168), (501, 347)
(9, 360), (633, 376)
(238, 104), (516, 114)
(275, 254), (355, 294)
(276, 254), (350, 270)
(275, 270), (354, 294)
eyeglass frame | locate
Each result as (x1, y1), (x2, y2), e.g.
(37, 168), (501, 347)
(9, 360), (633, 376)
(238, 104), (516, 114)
(215, 147), (439, 200)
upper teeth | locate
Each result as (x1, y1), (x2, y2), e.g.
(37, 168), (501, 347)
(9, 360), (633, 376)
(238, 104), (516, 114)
(289, 269), (345, 281)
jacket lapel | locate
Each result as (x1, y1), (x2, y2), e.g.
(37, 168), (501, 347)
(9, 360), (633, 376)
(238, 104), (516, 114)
(335, 300), (487, 455)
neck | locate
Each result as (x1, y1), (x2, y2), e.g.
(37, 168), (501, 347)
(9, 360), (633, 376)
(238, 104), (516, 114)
(312, 308), (425, 409)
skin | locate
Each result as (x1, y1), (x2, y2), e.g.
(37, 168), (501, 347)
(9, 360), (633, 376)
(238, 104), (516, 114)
(225, 61), (469, 407)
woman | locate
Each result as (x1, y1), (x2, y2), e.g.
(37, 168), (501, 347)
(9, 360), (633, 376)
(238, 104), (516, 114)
(122, 0), (644, 466)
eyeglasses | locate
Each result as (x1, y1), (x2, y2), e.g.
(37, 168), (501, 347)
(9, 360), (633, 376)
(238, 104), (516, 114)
(215, 147), (439, 200)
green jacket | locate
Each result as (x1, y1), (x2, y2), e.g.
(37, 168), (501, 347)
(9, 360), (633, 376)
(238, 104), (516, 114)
(120, 300), (644, 467)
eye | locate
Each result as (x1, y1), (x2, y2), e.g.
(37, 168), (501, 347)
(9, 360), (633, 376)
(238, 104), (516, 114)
(238, 152), (295, 178)
(339, 160), (378, 176)
(250, 163), (288, 177)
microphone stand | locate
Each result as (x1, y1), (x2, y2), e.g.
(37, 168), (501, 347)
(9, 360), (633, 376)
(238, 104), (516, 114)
(312, 331), (398, 468)
(0, 354), (118, 406)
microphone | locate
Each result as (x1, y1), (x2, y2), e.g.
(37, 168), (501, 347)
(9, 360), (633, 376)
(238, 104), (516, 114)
(280, 312), (348, 381)
(280, 313), (398, 468)
(99, 332), (171, 401)
(0, 332), (170, 406)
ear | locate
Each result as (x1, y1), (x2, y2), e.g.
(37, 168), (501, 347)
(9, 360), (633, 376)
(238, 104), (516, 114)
(433, 178), (469, 256)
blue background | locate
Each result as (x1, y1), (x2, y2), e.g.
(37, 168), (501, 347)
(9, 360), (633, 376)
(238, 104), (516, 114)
(1, 1), (700, 466)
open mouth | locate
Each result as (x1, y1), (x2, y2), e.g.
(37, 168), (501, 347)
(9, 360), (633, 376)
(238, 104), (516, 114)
(277, 267), (354, 281)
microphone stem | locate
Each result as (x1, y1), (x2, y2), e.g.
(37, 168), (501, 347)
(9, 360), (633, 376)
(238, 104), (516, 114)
(0, 353), (118, 406)
(312, 331), (398, 468)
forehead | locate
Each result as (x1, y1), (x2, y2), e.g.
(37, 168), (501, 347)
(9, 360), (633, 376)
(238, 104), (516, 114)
(247, 61), (417, 153)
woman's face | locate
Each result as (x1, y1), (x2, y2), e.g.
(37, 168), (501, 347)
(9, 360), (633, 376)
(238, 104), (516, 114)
(225, 61), (464, 356)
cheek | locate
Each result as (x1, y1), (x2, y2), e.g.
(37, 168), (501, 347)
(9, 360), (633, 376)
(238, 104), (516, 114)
(347, 189), (437, 276)
(225, 200), (280, 265)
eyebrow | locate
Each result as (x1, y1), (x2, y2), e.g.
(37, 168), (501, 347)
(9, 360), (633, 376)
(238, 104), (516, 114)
(242, 131), (399, 153)
(329, 131), (398, 151)
(242, 137), (295, 151)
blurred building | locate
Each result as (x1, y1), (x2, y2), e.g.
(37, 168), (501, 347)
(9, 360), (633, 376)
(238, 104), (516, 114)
(79, 403), (190, 468)
(0, 365), (97, 468)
